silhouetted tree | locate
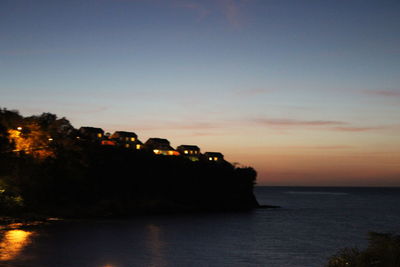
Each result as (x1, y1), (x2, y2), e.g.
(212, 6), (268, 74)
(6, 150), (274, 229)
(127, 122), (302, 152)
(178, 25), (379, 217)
(327, 232), (400, 267)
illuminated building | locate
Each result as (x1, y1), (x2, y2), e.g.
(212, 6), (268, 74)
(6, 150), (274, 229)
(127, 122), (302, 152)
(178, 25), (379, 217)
(110, 131), (143, 149)
(204, 152), (224, 162)
(145, 138), (179, 156)
(177, 145), (200, 161)
(78, 127), (104, 141)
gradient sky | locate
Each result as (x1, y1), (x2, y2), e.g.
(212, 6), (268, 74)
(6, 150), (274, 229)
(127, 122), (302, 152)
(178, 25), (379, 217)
(1, 0), (400, 186)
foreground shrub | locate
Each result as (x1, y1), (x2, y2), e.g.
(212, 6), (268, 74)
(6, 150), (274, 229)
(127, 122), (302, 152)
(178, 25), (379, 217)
(326, 232), (400, 267)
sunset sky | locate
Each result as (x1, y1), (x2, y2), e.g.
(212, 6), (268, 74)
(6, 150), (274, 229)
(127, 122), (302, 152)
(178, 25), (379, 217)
(1, 0), (399, 186)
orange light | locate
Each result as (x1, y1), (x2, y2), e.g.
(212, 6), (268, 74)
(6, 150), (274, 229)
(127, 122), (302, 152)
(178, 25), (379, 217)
(101, 140), (116, 146)
(0, 229), (33, 261)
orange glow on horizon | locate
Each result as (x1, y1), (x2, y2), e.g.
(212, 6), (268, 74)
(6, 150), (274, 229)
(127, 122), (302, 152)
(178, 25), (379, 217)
(227, 149), (400, 186)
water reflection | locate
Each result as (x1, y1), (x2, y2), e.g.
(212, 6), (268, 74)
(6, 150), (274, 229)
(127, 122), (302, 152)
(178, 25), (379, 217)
(0, 229), (34, 261)
(146, 224), (167, 267)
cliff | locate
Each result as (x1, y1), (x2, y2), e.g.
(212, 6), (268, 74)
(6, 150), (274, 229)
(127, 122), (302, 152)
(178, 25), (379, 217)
(0, 109), (259, 217)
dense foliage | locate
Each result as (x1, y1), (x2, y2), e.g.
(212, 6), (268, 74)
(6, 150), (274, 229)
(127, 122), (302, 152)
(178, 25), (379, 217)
(326, 232), (400, 267)
(0, 108), (258, 217)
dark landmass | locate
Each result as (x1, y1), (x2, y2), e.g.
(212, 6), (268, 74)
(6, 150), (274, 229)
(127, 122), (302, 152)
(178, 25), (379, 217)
(0, 108), (260, 219)
(258, 204), (281, 209)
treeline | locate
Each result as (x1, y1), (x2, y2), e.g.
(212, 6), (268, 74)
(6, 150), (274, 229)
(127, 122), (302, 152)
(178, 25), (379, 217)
(0, 108), (258, 217)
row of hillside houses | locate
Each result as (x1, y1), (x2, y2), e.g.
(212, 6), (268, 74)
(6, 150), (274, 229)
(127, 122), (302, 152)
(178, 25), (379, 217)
(78, 127), (224, 162)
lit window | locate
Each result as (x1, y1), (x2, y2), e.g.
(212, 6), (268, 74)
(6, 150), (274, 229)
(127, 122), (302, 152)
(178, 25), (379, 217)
(153, 149), (160, 154)
(17, 127), (22, 131)
(136, 144), (141, 149)
(48, 138), (53, 141)
(209, 157), (213, 161)
(125, 144), (130, 148)
(131, 137), (135, 141)
(125, 137), (129, 141)
(97, 133), (102, 138)
(214, 157), (218, 161)
(184, 150), (188, 154)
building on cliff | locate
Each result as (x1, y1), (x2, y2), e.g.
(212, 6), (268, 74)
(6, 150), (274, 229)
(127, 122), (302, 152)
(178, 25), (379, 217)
(204, 152), (224, 162)
(145, 138), (180, 156)
(111, 131), (143, 149)
(78, 127), (104, 142)
(177, 145), (200, 161)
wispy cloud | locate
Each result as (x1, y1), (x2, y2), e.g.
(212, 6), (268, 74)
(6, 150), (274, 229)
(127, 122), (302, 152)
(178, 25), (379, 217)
(253, 118), (347, 127)
(1, 47), (83, 57)
(173, 0), (251, 28)
(363, 90), (400, 97)
(282, 145), (354, 150)
(173, 0), (210, 19)
(250, 117), (394, 133)
(105, 0), (252, 28)
(126, 120), (223, 131)
(234, 88), (271, 96)
(218, 0), (253, 28)
(186, 131), (229, 137)
(219, 0), (240, 27)
(332, 126), (384, 132)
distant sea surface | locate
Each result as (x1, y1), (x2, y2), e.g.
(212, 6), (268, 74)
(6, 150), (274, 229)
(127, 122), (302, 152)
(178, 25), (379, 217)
(2, 187), (400, 267)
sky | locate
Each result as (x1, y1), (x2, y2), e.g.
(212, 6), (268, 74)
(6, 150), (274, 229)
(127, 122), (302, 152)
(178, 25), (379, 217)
(1, 0), (400, 186)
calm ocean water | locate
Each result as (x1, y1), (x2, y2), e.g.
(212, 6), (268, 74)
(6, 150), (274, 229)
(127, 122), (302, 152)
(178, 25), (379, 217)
(1, 186), (400, 267)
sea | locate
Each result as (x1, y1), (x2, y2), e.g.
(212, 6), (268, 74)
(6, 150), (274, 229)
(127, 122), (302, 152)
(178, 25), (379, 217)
(1, 186), (400, 267)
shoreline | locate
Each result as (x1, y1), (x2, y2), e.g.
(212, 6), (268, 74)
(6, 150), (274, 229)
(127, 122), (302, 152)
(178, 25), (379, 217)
(0, 205), (280, 228)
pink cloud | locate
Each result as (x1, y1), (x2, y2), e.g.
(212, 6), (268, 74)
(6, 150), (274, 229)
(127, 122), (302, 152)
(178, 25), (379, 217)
(218, 0), (252, 28)
(1, 47), (82, 56)
(121, 121), (223, 131)
(219, 0), (240, 27)
(282, 145), (354, 150)
(364, 90), (400, 97)
(173, 0), (252, 28)
(332, 126), (384, 132)
(254, 118), (347, 127)
(173, 1), (210, 19)
(103, 0), (252, 28)
(187, 131), (229, 137)
(235, 88), (271, 96)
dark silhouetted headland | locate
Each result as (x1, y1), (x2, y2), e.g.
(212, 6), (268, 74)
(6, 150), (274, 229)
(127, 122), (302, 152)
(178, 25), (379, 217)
(0, 108), (259, 219)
